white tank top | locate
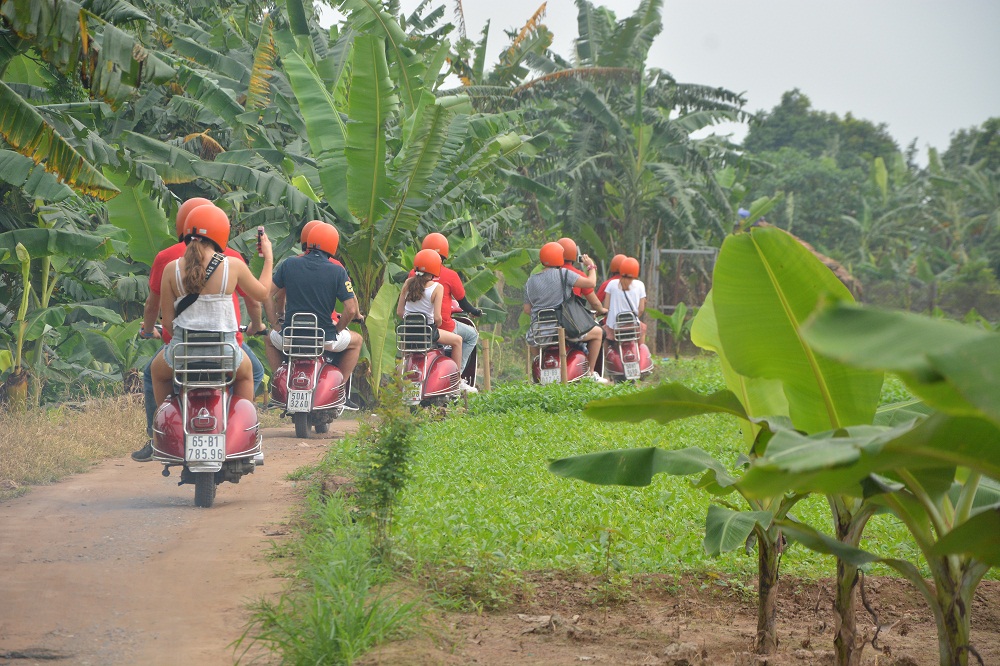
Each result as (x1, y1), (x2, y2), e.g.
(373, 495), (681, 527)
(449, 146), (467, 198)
(173, 256), (238, 332)
(403, 282), (437, 323)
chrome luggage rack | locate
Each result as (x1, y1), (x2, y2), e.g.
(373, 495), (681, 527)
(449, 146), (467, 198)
(396, 313), (434, 353)
(530, 308), (561, 346)
(282, 313), (325, 357)
(172, 331), (237, 388)
(613, 312), (641, 342)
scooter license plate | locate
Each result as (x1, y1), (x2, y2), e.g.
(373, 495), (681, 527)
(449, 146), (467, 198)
(404, 382), (421, 404)
(186, 434), (224, 462)
(287, 390), (312, 413)
(540, 368), (561, 385)
(624, 361), (641, 380)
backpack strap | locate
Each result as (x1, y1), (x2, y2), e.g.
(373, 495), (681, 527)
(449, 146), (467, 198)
(174, 253), (224, 318)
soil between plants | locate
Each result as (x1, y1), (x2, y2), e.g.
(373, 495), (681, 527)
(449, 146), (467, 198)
(2, 417), (998, 666)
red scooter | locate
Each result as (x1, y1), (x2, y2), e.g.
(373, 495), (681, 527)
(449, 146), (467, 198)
(396, 313), (477, 406)
(529, 308), (594, 384)
(269, 313), (349, 438)
(603, 312), (653, 382)
(151, 332), (261, 508)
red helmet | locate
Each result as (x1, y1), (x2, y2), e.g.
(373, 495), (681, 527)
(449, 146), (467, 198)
(421, 232), (449, 259)
(175, 197), (213, 238)
(307, 223), (340, 256)
(183, 204), (230, 251)
(620, 257), (640, 278)
(540, 242), (565, 268)
(300, 220), (323, 245)
(413, 248), (442, 277)
(557, 237), (578, 262)
(609, 254), (626, 274)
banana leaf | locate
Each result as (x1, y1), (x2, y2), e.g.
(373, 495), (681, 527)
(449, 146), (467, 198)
(363, 279), (400, 398)
(104, 170), (173, 266)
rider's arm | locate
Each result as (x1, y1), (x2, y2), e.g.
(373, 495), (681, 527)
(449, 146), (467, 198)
(573, 254), (598, 289)
(431, 284), (444, 327)
(523, 302), (531, 315)
(140, 291), (161, 339)
(638, 296), (646, 318)
(337, 297), (358, 334)
(160, 262), (177, 340)
(234, 233), (273, 302)
(586, 291), (606, 313)
(266, 284), (283, 330)
(456, 295), (482, 316)
(602, 291), (610, 311)
(396, 279), (409, 318)
(244, 298), (264, 335)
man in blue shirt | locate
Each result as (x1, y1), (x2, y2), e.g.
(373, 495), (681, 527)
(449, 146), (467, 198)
(265, 224), (362, 383)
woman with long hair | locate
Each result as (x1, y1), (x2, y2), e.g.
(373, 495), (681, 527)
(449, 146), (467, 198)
(150, 204), (273, 405)
(396, 249), (462, 367)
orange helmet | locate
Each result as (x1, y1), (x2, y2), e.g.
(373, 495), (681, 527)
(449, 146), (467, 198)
(300, 220), (323, 246)
(175, 197), (213, 238)
(413, 248), (442, 277)
(307, 223), (340, 256)
(183, 204), (230, 251)
(540, 242), (565, 268)
(609, 254), (626, 275)
(620, 257), (640, 278)
(557, 237), (578, 262)
(421, 232), (449, 259)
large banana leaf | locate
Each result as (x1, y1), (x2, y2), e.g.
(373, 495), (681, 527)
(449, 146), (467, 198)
(704, 505), (772, 557)
(337, 0), (425, 115)
(549, 445), (737, 489)
(104, 170), (172, 266)
(0, 228), (114, 264)
(1, 0), (173, 107)
(363, 279), (400, 397)
(584, 383), (748, 424)
(803, 302), (999, 425)
(346, 34), (396, 225)
(283, 51), (352, 222)
(713, 226), (883, 434)
(0, 81), (119, 199)
(0, 149), (74, 201)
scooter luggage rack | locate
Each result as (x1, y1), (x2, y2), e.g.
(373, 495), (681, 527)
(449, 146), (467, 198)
(396, 314), (435, 353)
(282, 313), (325, 357)
(172, 333), (237, 388)
(613, 312), (641, 342)
(530, 309), (561, 346)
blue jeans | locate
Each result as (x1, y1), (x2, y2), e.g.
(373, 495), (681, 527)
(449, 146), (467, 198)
(453, 320), (478, 373)
(144, 342), (263, 437)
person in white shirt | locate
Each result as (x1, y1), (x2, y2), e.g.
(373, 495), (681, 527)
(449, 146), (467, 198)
(601, 256), (647, 346)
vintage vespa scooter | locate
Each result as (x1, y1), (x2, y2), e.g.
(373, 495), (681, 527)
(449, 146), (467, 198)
(603, 311), (653, 382)
(268, 313), (348, 438)
(151, 332), (261, 508)
(529, 309), (593, 384)
(395, 313), (465, 406)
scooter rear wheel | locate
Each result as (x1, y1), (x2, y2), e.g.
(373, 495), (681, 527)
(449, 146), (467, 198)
(293, 412), (309, 439)
(194, 472), (216, 508)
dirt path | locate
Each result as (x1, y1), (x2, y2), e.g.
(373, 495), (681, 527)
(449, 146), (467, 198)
(0, 420), (358, 666)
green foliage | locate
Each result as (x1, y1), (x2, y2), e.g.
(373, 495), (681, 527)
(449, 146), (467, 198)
(238, 493), (415, 665)
(355, 379), (424, 555)
(467, 379), (634, 415)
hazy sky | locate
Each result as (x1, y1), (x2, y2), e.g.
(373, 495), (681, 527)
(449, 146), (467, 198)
(320, 0), (1000, 155)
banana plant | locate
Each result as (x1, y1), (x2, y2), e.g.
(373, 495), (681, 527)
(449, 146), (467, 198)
(646, 303), (691, 360)
(737, 302), (1000, 666)
(551, 225), (885, 663)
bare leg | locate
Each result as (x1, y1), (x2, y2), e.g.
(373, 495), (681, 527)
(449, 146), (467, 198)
(337, 331), (364, 381)
(234, 356), (254, 402)
(438, 330), (462, 367)
(582, 326), (603, 371)
(264, 333), (284, 374)
(151, 349), (173, 406)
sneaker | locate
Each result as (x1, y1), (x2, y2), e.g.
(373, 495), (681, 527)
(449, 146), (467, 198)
(590, 372), (611, 386)
(131, 440), (154, 463)
(459, 379), (479, 394)
(342, 397), (360, 411)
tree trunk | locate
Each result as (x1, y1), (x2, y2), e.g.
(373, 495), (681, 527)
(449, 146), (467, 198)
(755, 533), (780, 654)
(833, 506), (865, 666)
(934, 564), (978, 666)
(2, 369), (29, 413)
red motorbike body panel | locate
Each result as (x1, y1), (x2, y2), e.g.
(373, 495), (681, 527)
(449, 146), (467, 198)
(270, 358), (346, 409)
(153, 390), (260, 460)
(605, 342), (653, 378)
(402, 350), (460, 402)
(532, 347), (589, 383)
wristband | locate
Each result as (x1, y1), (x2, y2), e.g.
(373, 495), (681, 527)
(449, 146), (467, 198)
(139, 329), (153, 339)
